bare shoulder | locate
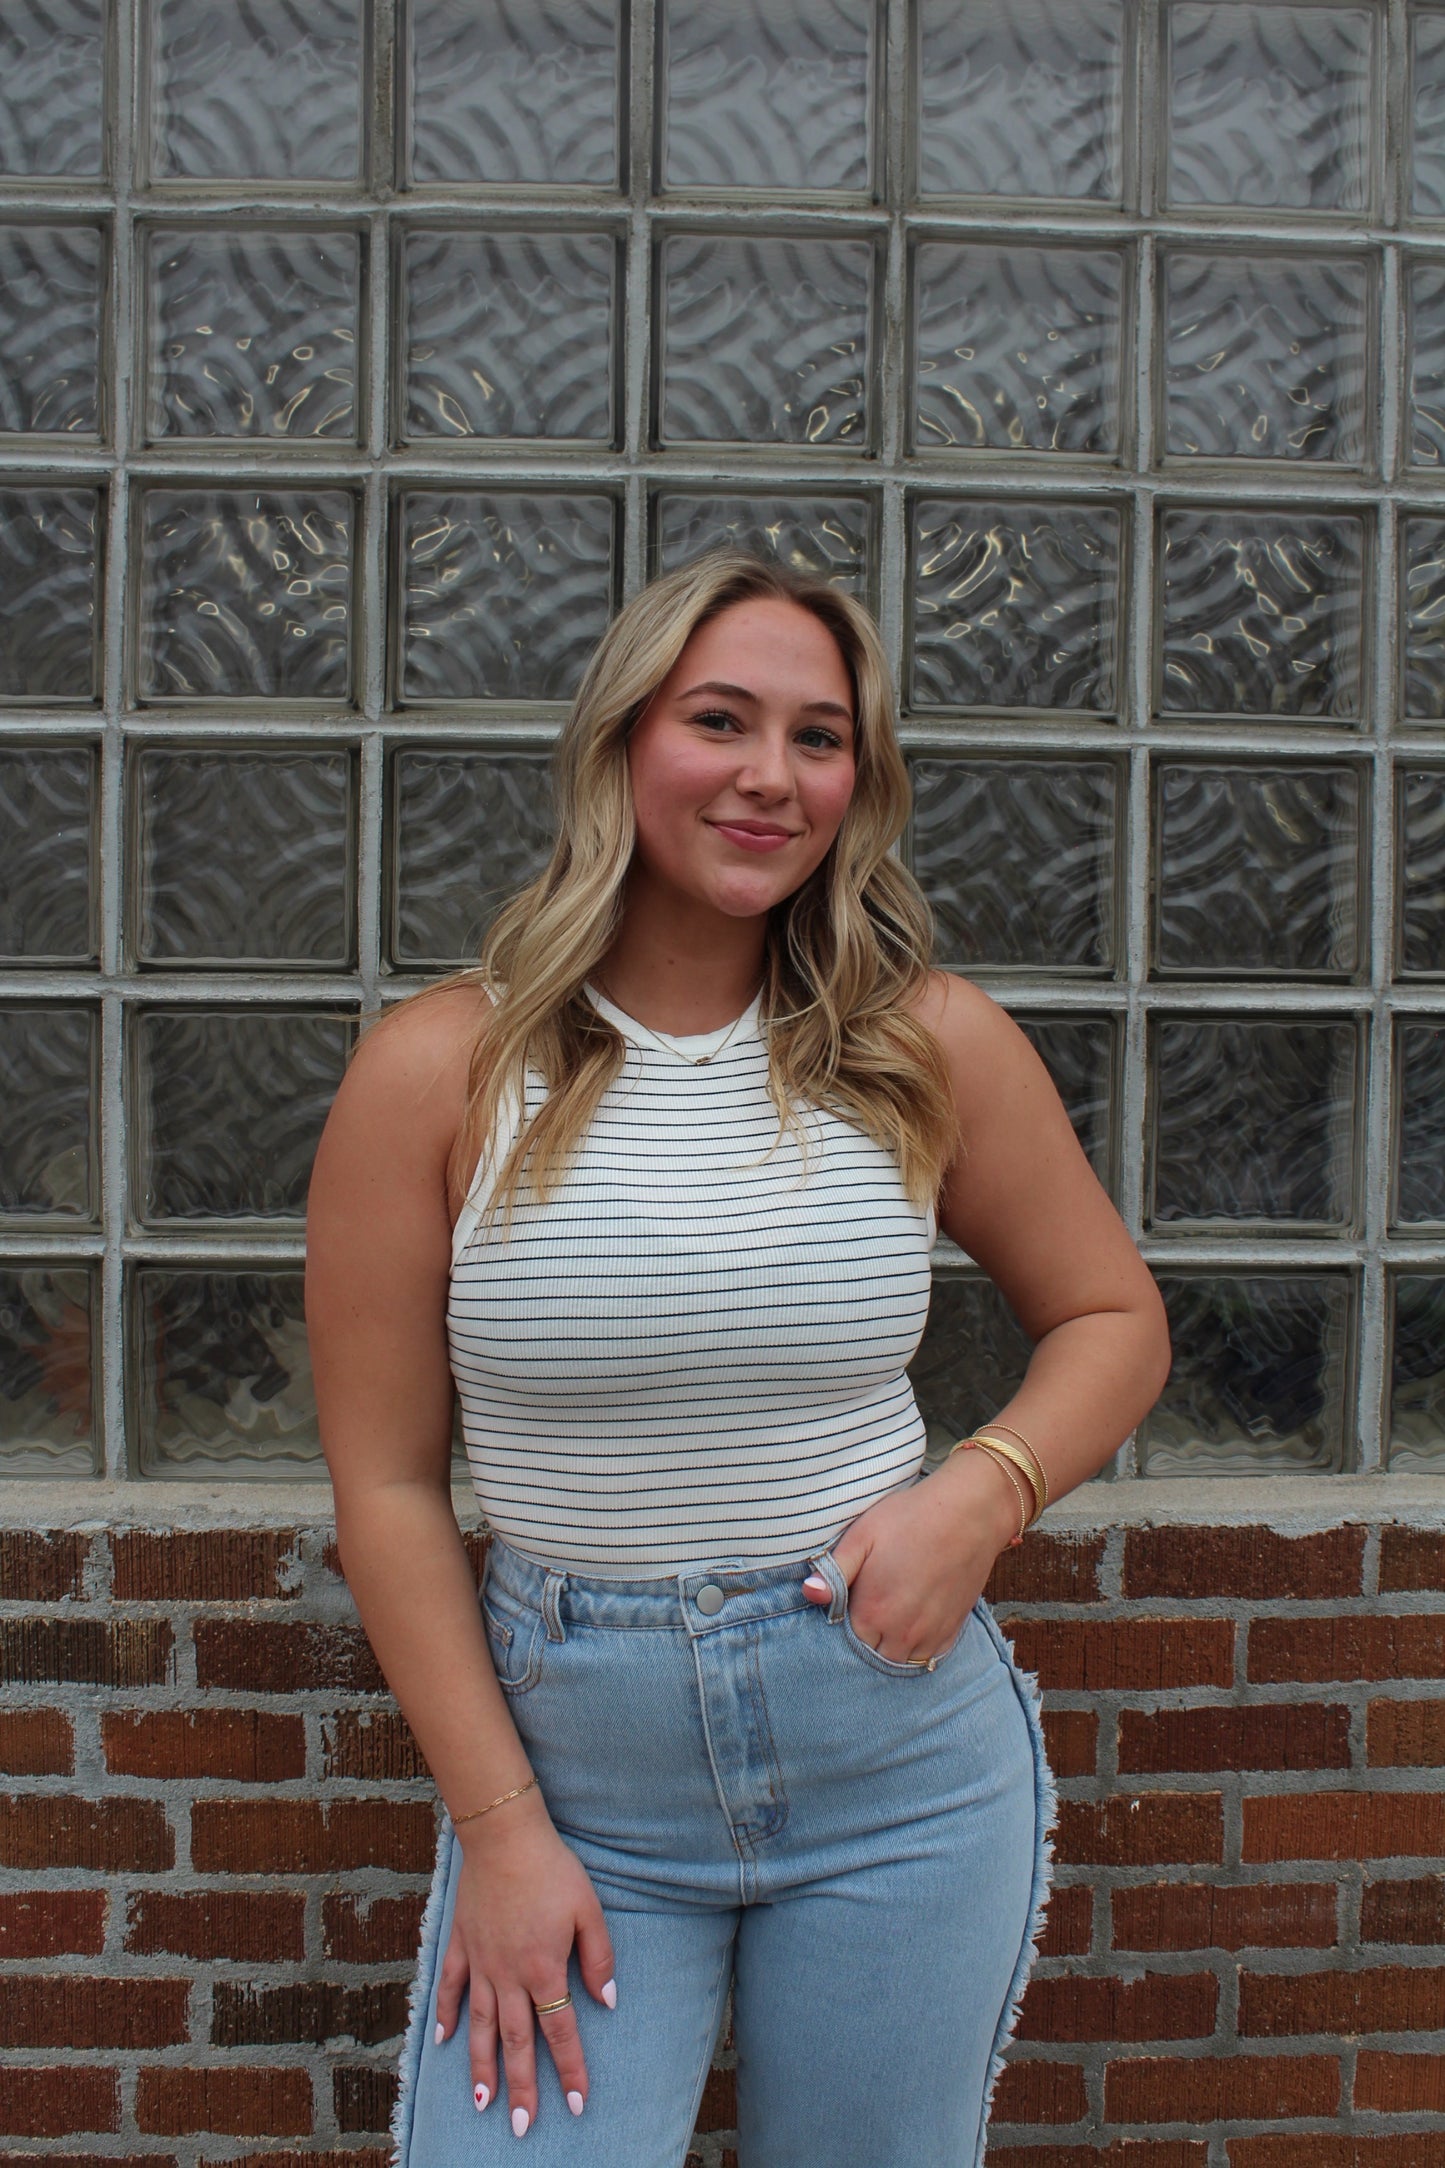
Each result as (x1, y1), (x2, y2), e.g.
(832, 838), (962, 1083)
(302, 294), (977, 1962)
(324, 980), (494, 1176)
(903, 968), (1040, 1082)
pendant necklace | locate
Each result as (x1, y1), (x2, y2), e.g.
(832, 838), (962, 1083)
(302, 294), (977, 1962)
(590, 980), (761, 1067)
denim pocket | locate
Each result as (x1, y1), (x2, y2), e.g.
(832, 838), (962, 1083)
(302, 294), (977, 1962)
(815, 1548), (964, 1679)
(480, 1587), (544, 1694)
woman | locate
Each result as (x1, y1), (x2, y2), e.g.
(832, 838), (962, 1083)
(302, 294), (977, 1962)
(306, 552), (1171, 2166)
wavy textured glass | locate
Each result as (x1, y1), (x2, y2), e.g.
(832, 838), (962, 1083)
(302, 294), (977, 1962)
(391, 750), (555, 966)
(137, 489), (354, 703)
(134, 749), (354, 968)
(1167, 2), (1373, 211)
(1148, 1016), (1358, 1229)
(913, 242), (1122, 456)
(398, 491), (615, 703)
(918, 0), (1123, 201)
(1139, 1273), (1351, 1474)
(910, 758), (1118, 973)
(146, 228), (359, 441)
(1015, 1014), (1117, 1190)
(662, 0), (873, 192)
(1395, 1022), (1445, 1226)
(1404, 517), (1445, 721)
(408, 0), (620, 186)
(401, 229), (616, 442)
(0, 487), (100, 703)
(149, 0), (363, 181)
(0, 1007), (94, 1221)
(0, 1267), (95, 1475)
(1399, 767), (1445, 978)
(0, 224), (103, 436)
(906, 1274), (1036, 1464)
(134, 1269), (319, 1474)
(1159, 508), (1363, 718)
(655, 495), (870, 591)
(1410, 261), (1445, 469)
(0, 1), (104, 176)
(1153, 762), (1363, 978)
(1390, 1275), (1445, 1470)
(911, 498), (1120, 710)
(1413, 13), (1445, 218)
(133, 1010), (350, 1224)
(659, 235), (871, 448)
(1164, 251), (1369, 464)
(0, 748), (94, 963)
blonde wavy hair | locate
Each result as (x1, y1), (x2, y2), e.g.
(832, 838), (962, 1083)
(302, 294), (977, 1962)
(437, 550), (958, 1224)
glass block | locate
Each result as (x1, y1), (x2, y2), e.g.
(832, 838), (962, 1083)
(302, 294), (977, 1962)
(1147, 1016), (1359, 1229)
(0, 225), (103, 436)
(149, 0), (363, 181)
(0, 746), (95, 963)
(132, 1008), (351, 1224)
(907, 1272), (1035, 1465)
(1153, 761), (1363, 978)
(1395, 1021), (1445, 1226)
(1013, 1012), (1118, 1189)
(134, 1268), (319, 1475)
(0, 1267), (95, 1476)
(913, 241), (1123, 456)
(408, 0), (620, 187)
(0, 1007), (95, 1221)
(1399, 766), (1445, 977)
(1138, 1272), (1351, 1474)
(134, 748), (354, 968)
(145, 227), (360, 442)
(1159, 508), (1364, 719)
(397, 490), (616, 703)
(1389, 1274), (1445, 1469)
(917, 0), (1124, 203)
(137, 488), (354, 703)
(662, 0), (873, 193)
(1404, 517), (1445, 721)
(658, 234), (872, 449)
(654, 492), (870, 591)
(390, 750), (554, 966)
(910, 757), (1119, 973)
(1408, 260), (1445, 468)
(0, 487), (100, 703)
(1163, 251), (1369, 464)
(400, 228), (616, 443)
(911, 497), (1121, 711)
(0, 0), (105, 177)
(1413, 12), (1445, 219)
(1166, 2), (1374, 212)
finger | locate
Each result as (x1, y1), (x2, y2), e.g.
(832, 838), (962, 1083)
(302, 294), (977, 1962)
(433, 1933), (469, 2044)
(497, 1986), (538, 2136)
(831, 1526), (870, 1583)
(467, 1970), (499, 2114)
(534, 1995), (589, 2117)
(575, 1901), (617, 2011)
(801, 1571), (830, 1605)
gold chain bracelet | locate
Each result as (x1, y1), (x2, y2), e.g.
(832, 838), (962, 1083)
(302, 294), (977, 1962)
(450, 1773), (539, 1828)
(949, 1437), (1029, 1545)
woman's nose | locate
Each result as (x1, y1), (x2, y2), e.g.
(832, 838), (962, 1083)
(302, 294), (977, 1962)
(736, 735), (793, 796)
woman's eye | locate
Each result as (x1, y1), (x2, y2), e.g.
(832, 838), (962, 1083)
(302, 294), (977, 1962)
(692, 709), (739, 733)
(798, 726), (844, 751)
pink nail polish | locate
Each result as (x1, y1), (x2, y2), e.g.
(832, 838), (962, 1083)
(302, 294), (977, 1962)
(601, 1978), (617, 2009)
(474, 2083), (489, 2111)
(434, 2023), (445, 2046)
(512, 2105), (530, 2136)
(567, 2090), (584, 2116)
(802, 1574), (829, 1594)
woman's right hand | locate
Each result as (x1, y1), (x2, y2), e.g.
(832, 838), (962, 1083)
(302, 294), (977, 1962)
(433, 1790), (618, 2135)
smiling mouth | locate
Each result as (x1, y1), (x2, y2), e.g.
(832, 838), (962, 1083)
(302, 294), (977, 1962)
(707, 819), (802, 853)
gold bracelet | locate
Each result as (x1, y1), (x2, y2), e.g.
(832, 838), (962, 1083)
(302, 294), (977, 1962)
(971, 1430), (1048, 1526)
(949, 1437), (1028, 1546)
(975, 1421), (1050, 1508)
(451, 1774), (539, 1828)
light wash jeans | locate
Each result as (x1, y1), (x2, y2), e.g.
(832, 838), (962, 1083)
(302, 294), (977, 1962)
(393, 1532), (1054, 2168)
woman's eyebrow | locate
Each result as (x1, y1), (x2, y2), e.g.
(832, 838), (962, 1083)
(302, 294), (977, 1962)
(678, 679), (854, 722)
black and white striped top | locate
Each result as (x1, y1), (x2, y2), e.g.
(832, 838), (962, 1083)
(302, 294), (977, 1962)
(447, 984), (936, 1577)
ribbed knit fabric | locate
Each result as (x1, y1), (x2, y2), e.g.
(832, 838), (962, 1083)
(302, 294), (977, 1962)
(446, 984), (937, 1576)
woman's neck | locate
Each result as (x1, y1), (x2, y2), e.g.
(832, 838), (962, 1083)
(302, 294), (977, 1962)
(596, 890), (766, 1036)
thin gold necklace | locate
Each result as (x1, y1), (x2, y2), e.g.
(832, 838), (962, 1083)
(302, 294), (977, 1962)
(590, 979), (761, 1067)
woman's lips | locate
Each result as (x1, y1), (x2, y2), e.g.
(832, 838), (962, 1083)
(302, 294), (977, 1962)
(708, 820), (799, 854)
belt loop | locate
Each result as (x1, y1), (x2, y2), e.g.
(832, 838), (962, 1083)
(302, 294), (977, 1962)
(814, 1551), (848, 1625)
(542, 1569), (567, 1642)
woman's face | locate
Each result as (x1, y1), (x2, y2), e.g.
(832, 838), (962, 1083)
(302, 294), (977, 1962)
(626, 596), (858, 922)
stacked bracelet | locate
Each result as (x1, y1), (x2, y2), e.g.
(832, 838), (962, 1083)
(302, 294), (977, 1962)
(947, 1422), (1050, 1544)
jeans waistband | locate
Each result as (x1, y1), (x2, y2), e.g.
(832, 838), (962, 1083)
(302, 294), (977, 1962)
(483, 1530), (837, 1637)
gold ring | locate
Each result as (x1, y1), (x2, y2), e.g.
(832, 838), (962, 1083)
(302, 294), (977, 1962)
(904, 1655), (939, 1671)
(532, 1993), (573, 2015)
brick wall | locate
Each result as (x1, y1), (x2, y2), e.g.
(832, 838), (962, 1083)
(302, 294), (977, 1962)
(1, 1512), (1442, 2168)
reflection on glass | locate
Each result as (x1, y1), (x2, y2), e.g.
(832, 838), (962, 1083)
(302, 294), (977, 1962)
(408, 0), (620, 186)
(1139, 1272), (1352, 1473)
(1412, 11), (1445, 219)
(1408, 260), (1445, 468)
(655, 494), (870, 592)
(1398, 766), (1445, 978)
(0, 1006), (95, 1222)
(391, 750), (555, 966)
(1013, 1013), (1118, 1191)
(0, 0), (105, 177)
(134, 1269), (320, 1475)
(0, 224), (104, 436)
(918, 0), (1124, 202)
(662, 0), (873, 192)
(0, 1267), (95, 1475)
(1394, 1022), (1445, 1227)
(1167, 2), (1373, 212)
(0, 747), (95, 963)
(0, 487), (100, 703)
(1389, 1275), (1445, 1470)
(150, 0), (364, 181)
(1159, 508), (1363, 719)
(1404, 516), (1445, 721)
(907, 1273), (1036, 1466)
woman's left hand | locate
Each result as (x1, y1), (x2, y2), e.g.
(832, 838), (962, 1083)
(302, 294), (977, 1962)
(802, 1448), (1023, 1664)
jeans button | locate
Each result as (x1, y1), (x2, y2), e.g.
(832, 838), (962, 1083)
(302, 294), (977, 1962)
(695, 1583), (726, 1616)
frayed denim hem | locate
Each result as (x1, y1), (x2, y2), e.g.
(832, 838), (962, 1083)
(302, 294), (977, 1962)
(390, 1811), (454, 2168)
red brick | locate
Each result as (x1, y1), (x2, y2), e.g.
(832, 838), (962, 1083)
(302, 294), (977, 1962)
(1118, 1703), (1350, 1775)
(987, 1534), (1106, 1605)
(125, 1889), (305, 1963)
(1113, 1881), (1337, 1952)
(991, 2059), (1089, 2124)
(1356, 2049), (1445, 2112)
(1105, 2052), (1338, 2122)
(1041, 1710), (1098, 1779)
(1228, 2140), (1445, 2168)
(0, 1794), (172, 1871)
(1039, 1884), (1093, 1958)
(194, 1618), (385, 1694)
(0, 2068), (118, 2138)
(334, 2066), (398, 2134)
(1240, 1965), (1445, 2036)
(0, 1616), (171, 1686)
(696, 2065), (737, 2129)
(1003, 1618), (1232, 1693)
(0, 1891), (106, 1958)
(1368, 1699), (1445, 1766)
(1249, 1614), (1445, 1684)
(1017, 1971), (1217, 2044)
(103, 1708), (305, 1782)
(0, 1707), (73, 1773)
(323, 1892), (427, 1965)
(212, 1980), (407, 2048)
(323, 1708), (428, 1781)
(0, 1529), (89, 1601)
(136, 2065), (312, 2137)
(193, 1798), (435, 1875)
(1057, 1794), (1223, 1868)
(989, 2144), (1208, 2166)
(0, 1976), (190, 2049)
(111, 1527), (296, 1602)
(1361, 1875), (1445, 1944)
(1242, 1790), (1445, 1862)
(1123, 1524), (1364, 1601)
(1380, 1526), (1445, 1593)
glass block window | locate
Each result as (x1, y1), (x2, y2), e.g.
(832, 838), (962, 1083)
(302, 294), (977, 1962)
(0, 0), (1439, 1485)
